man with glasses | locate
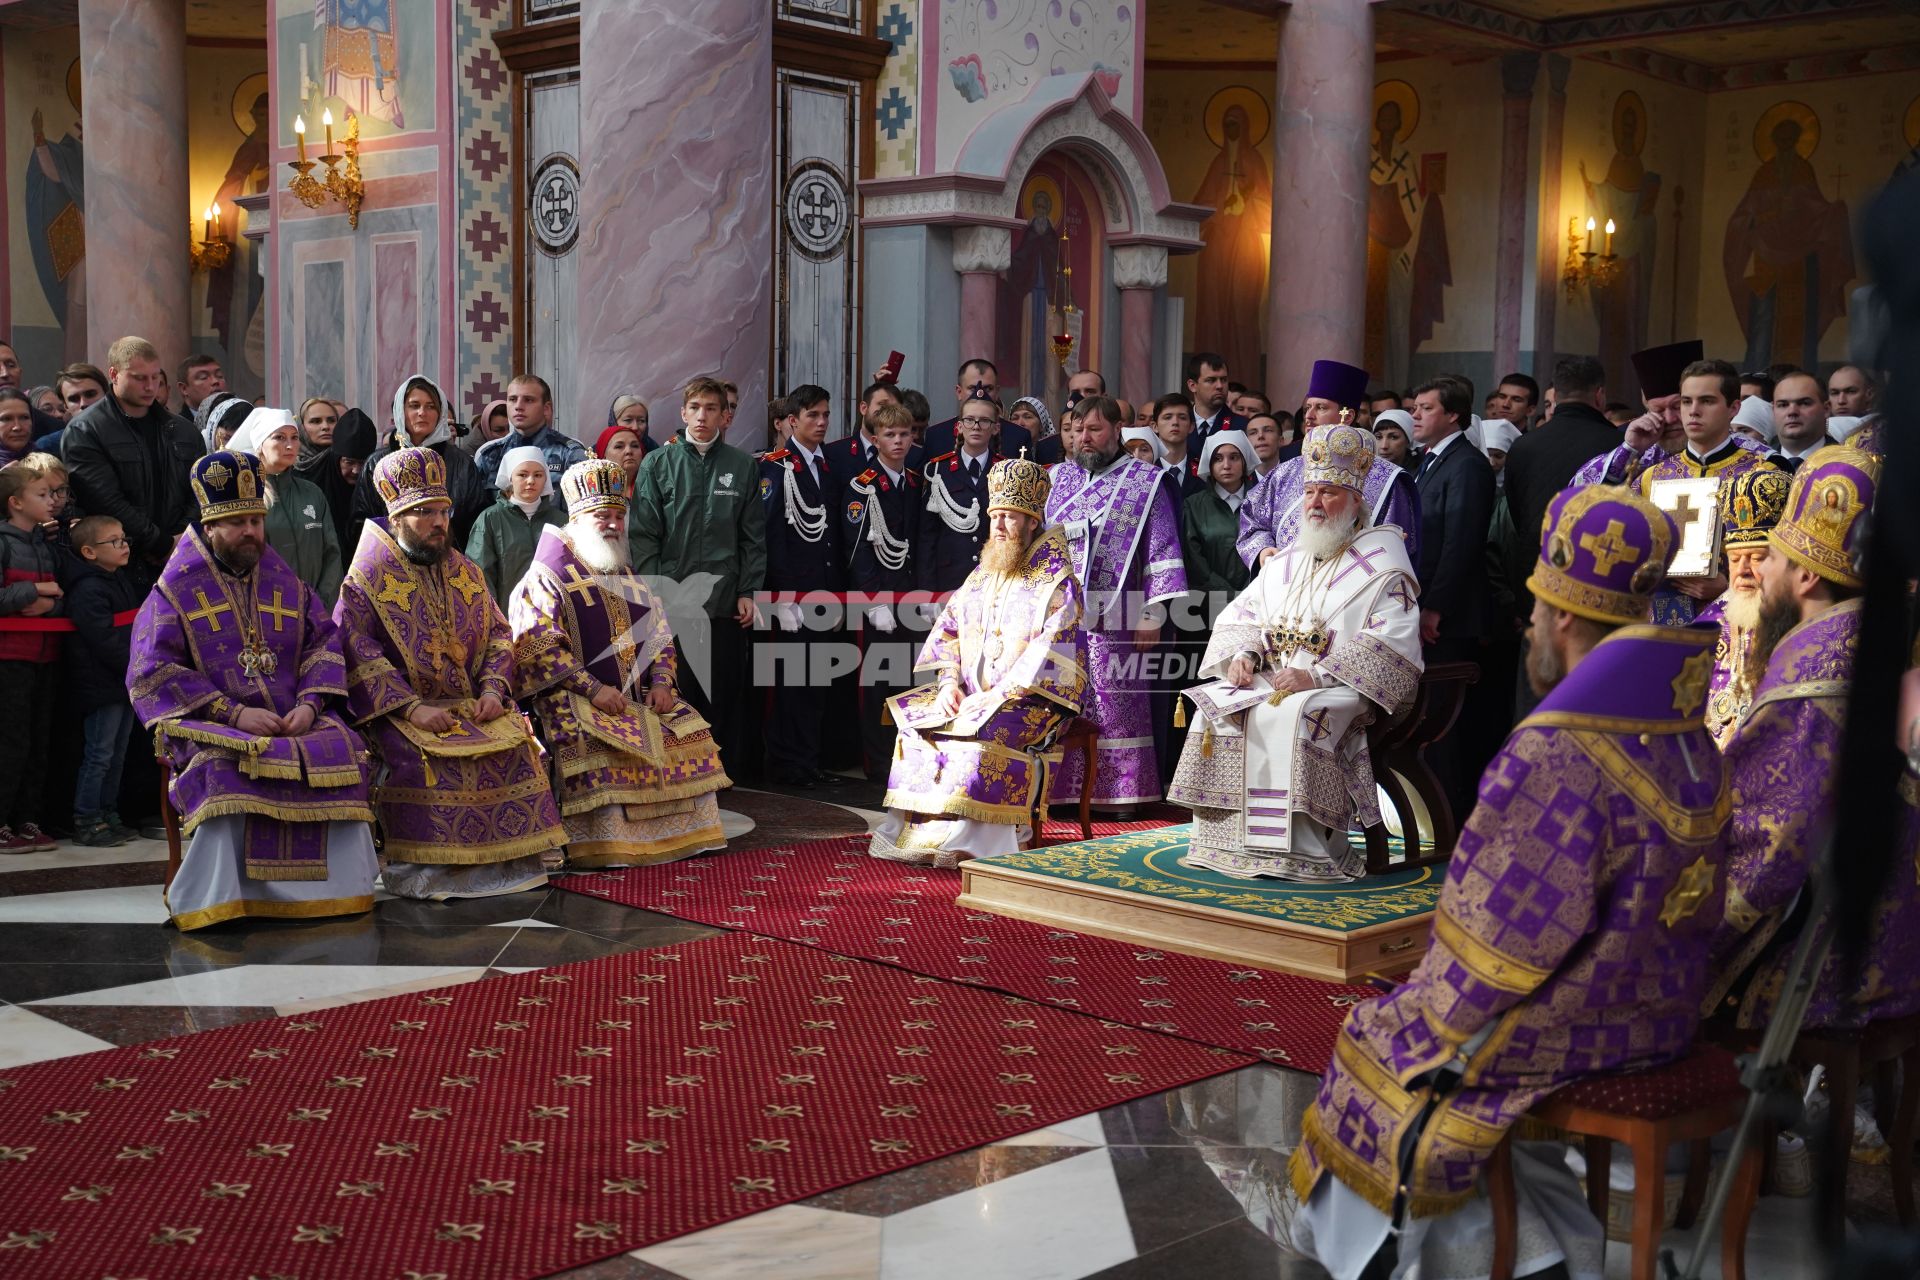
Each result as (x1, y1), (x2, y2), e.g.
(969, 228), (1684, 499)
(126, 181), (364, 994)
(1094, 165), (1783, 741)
(918, 393), (1003, 594)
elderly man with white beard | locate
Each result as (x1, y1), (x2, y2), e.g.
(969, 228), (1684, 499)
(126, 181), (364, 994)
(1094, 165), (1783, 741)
(1170, 423), (1424, 881)
(509, 460), (731, 867)
(1699, 466), (1792, 749)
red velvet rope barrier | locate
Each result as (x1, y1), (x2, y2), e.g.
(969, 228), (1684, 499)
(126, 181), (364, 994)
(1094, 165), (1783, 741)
(0, 608), (140, 633)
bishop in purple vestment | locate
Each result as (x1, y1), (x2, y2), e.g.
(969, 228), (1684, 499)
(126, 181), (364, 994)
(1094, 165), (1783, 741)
(1706, 445), (1920, 1031)
(1288, 485), (1726, 1278)
(335, 447), (566, 899)
(871, 456), (1086, 867)
(510, 461), (729, 867)
(129, 451), (377, 930)
(1043, 395), (1184, 810)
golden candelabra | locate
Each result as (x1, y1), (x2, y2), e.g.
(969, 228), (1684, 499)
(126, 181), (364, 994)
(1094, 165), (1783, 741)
(189, 202), (231, 273)
(1562, 215), (1622, 300)
(288, 108), (363, 229)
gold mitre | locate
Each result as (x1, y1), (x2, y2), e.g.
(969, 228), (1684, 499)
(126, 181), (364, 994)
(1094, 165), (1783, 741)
(561, 458), (629, 516)
(1302, 422), (1375, 491)
(986, 453), (1050, 520)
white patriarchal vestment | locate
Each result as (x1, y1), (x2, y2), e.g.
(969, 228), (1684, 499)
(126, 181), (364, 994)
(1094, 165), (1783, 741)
(1169, 525), (1422, 880)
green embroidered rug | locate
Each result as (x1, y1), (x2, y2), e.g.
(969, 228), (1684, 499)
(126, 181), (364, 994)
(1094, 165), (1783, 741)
(985, 824), (1441, 933)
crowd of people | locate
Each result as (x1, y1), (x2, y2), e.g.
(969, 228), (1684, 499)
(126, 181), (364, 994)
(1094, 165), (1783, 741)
(0, 323), (1910, 1273)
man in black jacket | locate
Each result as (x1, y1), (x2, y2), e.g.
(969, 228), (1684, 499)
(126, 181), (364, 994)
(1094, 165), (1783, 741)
(62, 335), (204, 589)
(1501, 355), (1620, 547)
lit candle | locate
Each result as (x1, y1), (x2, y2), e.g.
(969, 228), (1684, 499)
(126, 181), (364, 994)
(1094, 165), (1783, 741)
(1604, 218), (1616, 255)
(323, 107), (334, 155)
(1584, 216), (1595, 253)
(295, 114), (307, 163)
(212, 202), (222, 238)
(202, 204), (212, 240)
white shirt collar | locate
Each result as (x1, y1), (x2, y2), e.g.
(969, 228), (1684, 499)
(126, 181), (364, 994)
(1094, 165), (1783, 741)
(1779, 435), (1829, 459)
(1215, 483), (1243, 509)
(959, 443), (991, 464)
(882, 463), (905, 486)
(793, 442), (825, 469)
(1424, 430), (1463, 460)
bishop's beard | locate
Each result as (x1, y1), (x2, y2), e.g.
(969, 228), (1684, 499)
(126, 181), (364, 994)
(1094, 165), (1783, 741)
(570, 523), (631, 575)
(1722, 584), (1763, 633)
(979, 528), (1034, 576)
(1752, 576), (1801, 669)
(1297, 509), (1361, 562)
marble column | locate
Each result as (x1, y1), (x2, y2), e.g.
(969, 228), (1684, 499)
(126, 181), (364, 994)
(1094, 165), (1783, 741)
(1531, 55), (1572, 384)
(576, 0), (773, 446)
(1493, 54), (1539, 384)
(1266, 0), (1373, 405)
(952, 226), (1012, 365)
(79, 0), (190, 372)
(1112, 244), (1168, 409)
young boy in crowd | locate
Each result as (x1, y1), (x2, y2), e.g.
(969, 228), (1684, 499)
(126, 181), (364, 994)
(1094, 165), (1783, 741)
(0, 462), (67, 852)
(11, 452), (72, 542)
(65, 515), (143, 846)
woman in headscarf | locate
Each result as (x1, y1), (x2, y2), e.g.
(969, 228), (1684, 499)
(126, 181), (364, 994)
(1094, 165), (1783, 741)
(1180, 429), (1254, 600)
(232, 406), (345, 603)
(326, 408), (379, 553)
(349, 374), (492, 546)
(457, 398), (509, 460)
(595, 418), (649, 568)
(292, 396), (339, 479)
(196, 393), (253, 454)
(607, 394), (656, 457)
(465, 444), (563, 605)
(1009, 395), (1054, 444)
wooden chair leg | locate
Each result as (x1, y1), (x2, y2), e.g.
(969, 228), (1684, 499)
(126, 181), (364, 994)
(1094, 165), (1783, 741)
(1823, 1047), (1860, 1247)
(1488, 1135), (1517, 1280)
(1895, 1046), (1920, 1227)
(1363, 822), (1391, 876)
(1722, 1128), (1766, 1280)
(1874, 1056), (1899, 1141)
(1673, 1136), (1712, 1229)
(1629, 1130), (1666, 1280)
(1583, 1134), (1612, 1225)
(159, 757), (182, 894)
(1077, 740), (1096, 840)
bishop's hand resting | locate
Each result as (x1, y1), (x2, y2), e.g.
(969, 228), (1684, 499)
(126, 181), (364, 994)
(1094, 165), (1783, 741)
(407, 703), (457, 734)
(1227, 655), (1258, 689)
(591, 684), (630, 715)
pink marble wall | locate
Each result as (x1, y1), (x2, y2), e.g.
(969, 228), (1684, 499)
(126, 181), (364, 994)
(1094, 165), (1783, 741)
(576, 0), (774, 447)
(1120, 286), (1154, 409)
(79, 0), (190, 372)
(1264, 0), (1372, 406)
(1493, 54), (1538, 382)
(373, 237), (421, 412)
(958, 271), (998, 372)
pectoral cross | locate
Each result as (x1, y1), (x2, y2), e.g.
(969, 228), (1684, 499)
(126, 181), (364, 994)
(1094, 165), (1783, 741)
(259, 589), (300, 633)
(422, 632), (469, 672)
(184, 589), (234, 633)
(561, 565), (599, 603)
(1578, 519), (1639, 576)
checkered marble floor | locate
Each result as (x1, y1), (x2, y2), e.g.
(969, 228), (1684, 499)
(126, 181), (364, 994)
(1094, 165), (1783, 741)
(0, 790), (1842, 1279)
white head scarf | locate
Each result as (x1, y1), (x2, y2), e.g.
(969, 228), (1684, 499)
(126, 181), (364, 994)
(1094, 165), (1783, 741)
(389, 373), (454, 450)
(1374, 408), (1414, 437)
(1478, 418), (1521, 455)
(1733, 395), (1776, 442)
(495, 444), (553, 496)
(1121, 426), (1165, 464)
(1197, 429), (1253, 484)
(232, 406), (298, 459)
(1827, 415), (1864, 443)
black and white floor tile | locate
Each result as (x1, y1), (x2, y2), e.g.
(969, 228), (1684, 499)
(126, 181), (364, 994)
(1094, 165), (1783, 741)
(0, 788), (1845, 1278)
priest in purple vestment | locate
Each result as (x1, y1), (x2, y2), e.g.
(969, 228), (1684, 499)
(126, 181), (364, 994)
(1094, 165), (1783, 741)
(336, 447), (567, 899)
(1286, 484), (1727, 1279)
(509, 460), (729, 867)
(871, 455), (1086, 867)
(1236, 359), (1419, 571)
(1043, 395), (1184, 811)
(129, 451), (378, 930)
(1702, 467), (1791, 749)
(1705, 444), (1920, 1032)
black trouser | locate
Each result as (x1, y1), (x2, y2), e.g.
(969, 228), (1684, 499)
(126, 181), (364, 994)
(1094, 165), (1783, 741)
(0, 660), (59, 828)
(760, 620), (843, 780)
(679, 615), (755, 783)
(1422, 638), (1486, 829)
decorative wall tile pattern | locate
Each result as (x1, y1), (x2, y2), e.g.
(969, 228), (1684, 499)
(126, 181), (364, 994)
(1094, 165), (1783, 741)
(873, 1), (919, 177)
(455, 0), (514, 421)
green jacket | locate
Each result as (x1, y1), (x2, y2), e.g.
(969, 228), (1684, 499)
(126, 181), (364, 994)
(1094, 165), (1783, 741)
(465, 496), (564, 606)
(631, 433), (766, 617)
(263, 471), (344, 605)
(1181, 487), (1252, 599)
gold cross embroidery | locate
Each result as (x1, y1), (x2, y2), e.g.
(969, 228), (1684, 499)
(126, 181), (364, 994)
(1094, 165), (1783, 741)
(375, 573), (417, 612)
(1671, 648), (1714, 716)
(449, 566), (485, 606)
(184, 589), (234, 633)
(1578, 520), (1638, 576)
(1660, 856), (1715, 928)
(260, 589), (300, 633)
(561, 565), (599, 602)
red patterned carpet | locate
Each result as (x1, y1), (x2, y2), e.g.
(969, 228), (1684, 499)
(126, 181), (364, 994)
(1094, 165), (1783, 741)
(0, 935), (1245, 1278)
(556, 835), (1375, 1074)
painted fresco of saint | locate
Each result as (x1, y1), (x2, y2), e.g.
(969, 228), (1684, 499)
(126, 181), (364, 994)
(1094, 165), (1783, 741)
(209, 83), (272, 386)
(317, 0), (404, 128)
(25, 61), (88, 365)
(1364, 81), (1449, 391)
(1581, 91), (1662, 399)
(1192, 89), (1272, 385)
(1723, 102), (1854, 371)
